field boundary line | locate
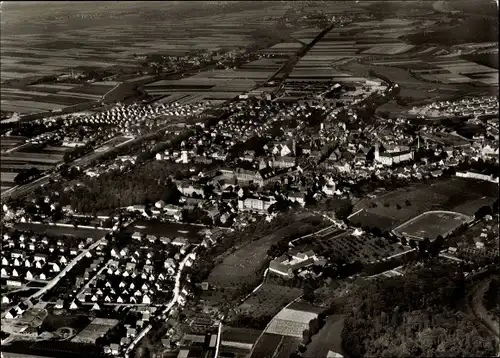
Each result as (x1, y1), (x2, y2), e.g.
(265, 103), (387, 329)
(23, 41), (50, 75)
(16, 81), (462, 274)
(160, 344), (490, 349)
(392, 210), (473, 237)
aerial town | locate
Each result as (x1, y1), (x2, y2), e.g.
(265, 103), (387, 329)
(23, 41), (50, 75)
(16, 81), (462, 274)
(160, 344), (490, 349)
(1, 1), (499, 358)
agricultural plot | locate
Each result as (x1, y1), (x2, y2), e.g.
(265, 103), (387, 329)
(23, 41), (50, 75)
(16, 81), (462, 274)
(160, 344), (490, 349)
(220, 327), (261, 358)
(430, 59), (498, 86)
(250, 333), (283, 358)
(0, 172), (18, 183)
(0, 136), (27, 152)
(71, 318), (119, 344)
(266, 305), (319, 338)
(350, 178), (498, 231)
(236, 284), (302, 320)
(292, 226), (405, 264)
(14, 223), (110, 240)
(1, 151), (64, 164)
(362, 43), (415, 55)
(393, 211), (471, 241)
(336, 61), (492, 105)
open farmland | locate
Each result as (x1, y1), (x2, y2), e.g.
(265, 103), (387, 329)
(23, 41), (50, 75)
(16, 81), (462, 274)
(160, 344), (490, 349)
(350, 177), (499, 231)
(393, 211), (471, 241)
(336, 61), (494, 105)
(14, 223), (110, 240)
(265, 304), (321, 338)
(0, 136), (27, 152)
(1, 1), (298, 115)
(71, 318), (119, 344)
(1, 151), (64, 165)
(1, 172), (18, 183)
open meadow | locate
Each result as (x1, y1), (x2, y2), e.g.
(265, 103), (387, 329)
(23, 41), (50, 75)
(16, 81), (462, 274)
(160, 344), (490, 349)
(207, 215), (323, 292)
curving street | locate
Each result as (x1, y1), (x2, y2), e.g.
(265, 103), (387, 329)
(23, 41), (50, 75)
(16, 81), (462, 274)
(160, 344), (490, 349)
(125, 249), (195, 357)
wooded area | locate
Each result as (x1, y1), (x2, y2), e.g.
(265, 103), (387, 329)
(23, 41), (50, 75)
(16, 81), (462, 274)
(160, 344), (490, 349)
(341, 261), (497, 357)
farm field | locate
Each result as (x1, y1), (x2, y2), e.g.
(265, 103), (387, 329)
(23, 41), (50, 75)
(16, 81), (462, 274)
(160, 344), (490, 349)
(336, 61), (494, 105)
(0, 136), (27, 152)
(250, 333), (283, 358)
(235, 283), (303, 321)
(350, 177), (499, 231)
(265, 305), (320, 338)
(13, 223), (110, 240)
(1, 1), (299, 116)
(207, 216), (319, 291)
(393, 211), (471, 240)
(124, 219), (205, 244)
(1, 150), (64, 164)
(219, 326), (262, 358)
(303, 314), (345, 358)
(1, 172), (18, 183)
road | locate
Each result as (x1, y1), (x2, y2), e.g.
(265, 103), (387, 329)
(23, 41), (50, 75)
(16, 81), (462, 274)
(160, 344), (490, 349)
(272, 23), (335, 94)
(214, 319), (224, 358)
(75, 260), (110, 302)
(27, 236), (107, 302)
(469, 279), (500, 338)
(124, 250), (195, 357)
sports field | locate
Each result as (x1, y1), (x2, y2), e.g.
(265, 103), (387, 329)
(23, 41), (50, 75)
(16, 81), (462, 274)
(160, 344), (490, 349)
(350, 177), (498, 231)
(393, 211), (471, 241)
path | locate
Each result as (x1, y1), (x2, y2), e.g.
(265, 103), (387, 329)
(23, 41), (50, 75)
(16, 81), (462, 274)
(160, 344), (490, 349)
(27, 237), (106, 302)
(470, 279), (500, 338)
(124, 250), (195, 357)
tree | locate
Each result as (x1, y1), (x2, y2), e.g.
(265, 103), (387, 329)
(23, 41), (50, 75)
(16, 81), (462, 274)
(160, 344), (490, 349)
(474, 205), (492, 219)
(302, 328), (311, 345)
(309, 317), (320, 334)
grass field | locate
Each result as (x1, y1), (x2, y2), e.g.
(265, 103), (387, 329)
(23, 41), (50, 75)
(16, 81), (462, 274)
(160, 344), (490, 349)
(393, 211), (471, 240)
(207, 217), (318, 291)
(350, 178), (498, 231)
(14, 223), (110, 240)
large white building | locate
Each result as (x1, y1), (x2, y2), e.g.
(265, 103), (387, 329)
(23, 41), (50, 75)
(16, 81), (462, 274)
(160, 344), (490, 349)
(374, 144), (414, 166)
